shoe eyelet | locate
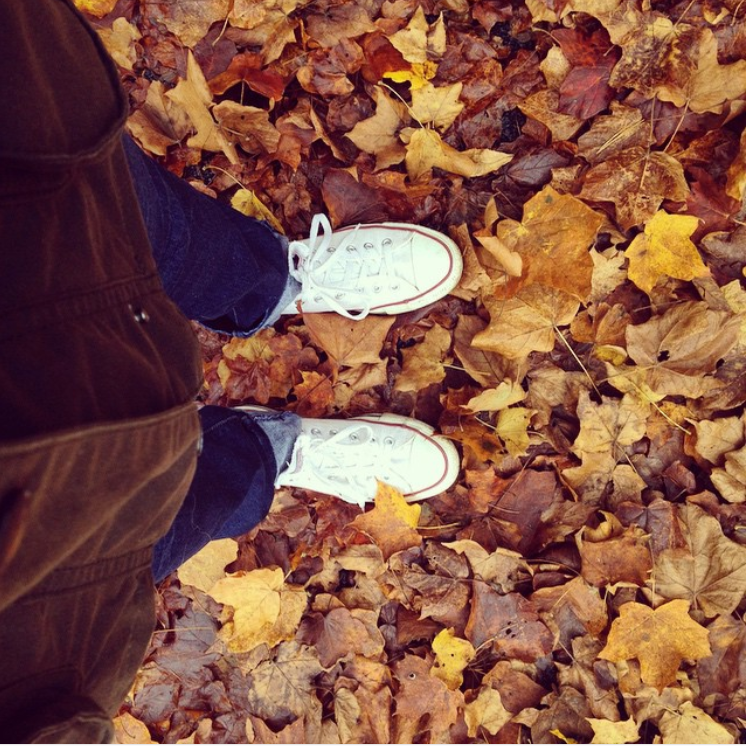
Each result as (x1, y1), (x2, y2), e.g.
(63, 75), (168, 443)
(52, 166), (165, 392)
(382, 238), (392, 247)
(330, 429), (338, 436)
(346, 245), (355, 252)
(374, 286), (382, 293)
(311, 427), (321, 435)
(335, 293), (344, 300)
(364, 242), (374, 249)
(313, 295), (322, 302)
(350, 433), (359, 441)
(328, 247), (336, 253)
(391, 284), (399, 290)
(384, 437), (395, 446)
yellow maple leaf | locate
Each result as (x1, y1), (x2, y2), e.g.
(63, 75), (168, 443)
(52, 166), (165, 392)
(388, 6), (430, 64)
(463, 688), (512, 738)
(599, 599), (711, 690)
(350, 482), (422, 559)
(405, 128), (513, 181)
(210, 567), (307, 653)
(410, 82), (464, 131)
(658, 702), (736, 744)
(496, 406), (535, 457)
(625, 210), (709, 295)
(430, 628), (475, 689)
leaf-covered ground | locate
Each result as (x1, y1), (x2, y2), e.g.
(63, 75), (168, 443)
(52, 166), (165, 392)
(77, 0), (746, 742)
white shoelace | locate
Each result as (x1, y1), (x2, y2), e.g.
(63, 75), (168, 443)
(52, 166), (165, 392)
(286, 214), (418, 320)
(283, 423), (417, 506)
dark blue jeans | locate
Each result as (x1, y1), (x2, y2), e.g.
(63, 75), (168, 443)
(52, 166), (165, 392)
(123, 137), (301, 580)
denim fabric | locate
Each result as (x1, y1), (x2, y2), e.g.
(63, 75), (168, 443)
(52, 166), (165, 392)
(123, 135), (297, 337)
(151, 407), (300, 581)
(122, 139), (307, 579)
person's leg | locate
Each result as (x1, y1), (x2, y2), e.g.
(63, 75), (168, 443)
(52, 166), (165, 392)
(152, 406), (301, 582)
(122, 135), (299, 336)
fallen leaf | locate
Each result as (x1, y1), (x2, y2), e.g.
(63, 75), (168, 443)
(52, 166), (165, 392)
(599, 599), (712, 690)
(166, 52), (239, 163)
(210, 568), (307, 653)
(580, 147), (689, 230)
(464, 687), (512, 737)
(349, 482), (422, 559)
(430, 628), (475, 689)
(303, 313), (394, 369)
(410, 82), (464, 131)
(345, 86), (409, 170)
(177, 538), (238, 593)
(405, 128), (513, 181)
(246, 641), (326, 722)
(652, 504), (746, 617)
(625, 210), (709, 295)
(302, 607), (385, 668)
(587, 717), (640, 744)
(658, 701), (736, 744)
(474, 286), (579, 359)
(113, 712), (156, 744)
(394, 323), (451, 392)
(392, 654), (463, 743)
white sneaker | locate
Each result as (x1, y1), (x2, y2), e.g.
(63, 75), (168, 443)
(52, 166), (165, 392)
(282, 214), (463, 320)
(240, 407), (460, 507)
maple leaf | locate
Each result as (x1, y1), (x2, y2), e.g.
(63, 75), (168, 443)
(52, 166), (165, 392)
(392, 655), (463, 743)
(212, 101), (280, 155)
(301, 607), (385, 668)
(430, 628), (475, 689)
(599, 599), (712, 690)
(491, 186), (604, 302)
(587, 717), (640, 744)
(303, 313), (394, 370)
(349, 482), (422, 559)
(410, 82), (464, 131)
(231, 188), (285, 233)
(623, 302), (741, 399)
(625, 210), (709, 295)
(474, 285), (579, 359)
(404, 128), (513, 181)
(577, 103), (651, 164)
(246, 641), (326, 723)
(579, 527), (652, 587)
(177, 538), (238, 593)
(293, 370), (333, 417)
(518, 90), (584, 142)
(113, 712), (156, 745)
(579, 147), (689, 230)
(209, 568), (307, 653)
(166, 52), (238, 164)
(394, 323), (451, 392)
(658, 701), (736, 744)
(444, 540), (526, 590)
(652, 504), (746, 617)
(464, 687), (512, 738)
(464, 380), (526, 413)
(345, 86), (409, 170)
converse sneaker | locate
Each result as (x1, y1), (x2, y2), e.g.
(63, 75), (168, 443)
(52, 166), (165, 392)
(282, 214), (463, 320)
(240, 407), (460, 507)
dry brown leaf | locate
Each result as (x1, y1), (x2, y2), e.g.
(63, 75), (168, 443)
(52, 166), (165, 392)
(580, 147), (689, 230)
(599, 599), (712, 690)
(394, 323), (451, 392)
(303, 313), (394, 369)
(474, 286), (579, 359)
(392, 654), (463, 743)
(652, 504), (746, 617)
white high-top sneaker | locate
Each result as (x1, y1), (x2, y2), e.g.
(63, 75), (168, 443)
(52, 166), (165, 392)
(240, 408), (460, 507)
(282, 214), (463, 320)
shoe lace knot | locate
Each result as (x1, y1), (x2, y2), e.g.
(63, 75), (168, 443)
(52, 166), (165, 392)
(286, 214), (417, 320)
(291, 422), (416, 506)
